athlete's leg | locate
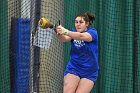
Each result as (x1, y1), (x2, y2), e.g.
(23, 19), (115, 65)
(63, 73), (80, 93)
(76, 78), (94, 93)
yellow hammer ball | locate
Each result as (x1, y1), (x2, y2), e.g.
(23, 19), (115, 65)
(38, 17), (49, 28)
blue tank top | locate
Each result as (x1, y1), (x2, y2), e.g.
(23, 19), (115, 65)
(69, 27), (98, 73)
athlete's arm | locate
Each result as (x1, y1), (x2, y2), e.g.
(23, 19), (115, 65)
(66, 31), (92, 42)
(57, 34), (72, 42)
(56, 25), (93, 42)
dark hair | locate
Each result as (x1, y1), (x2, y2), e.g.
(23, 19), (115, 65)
(76, 12), (95, 26)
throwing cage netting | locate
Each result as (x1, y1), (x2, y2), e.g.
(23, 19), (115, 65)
(0, 0), (140, 93)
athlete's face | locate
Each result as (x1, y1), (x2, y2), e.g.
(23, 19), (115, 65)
(75, 17), (89, 32)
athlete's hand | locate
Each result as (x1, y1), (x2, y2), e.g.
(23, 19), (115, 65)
(56, 25), (69, 35)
